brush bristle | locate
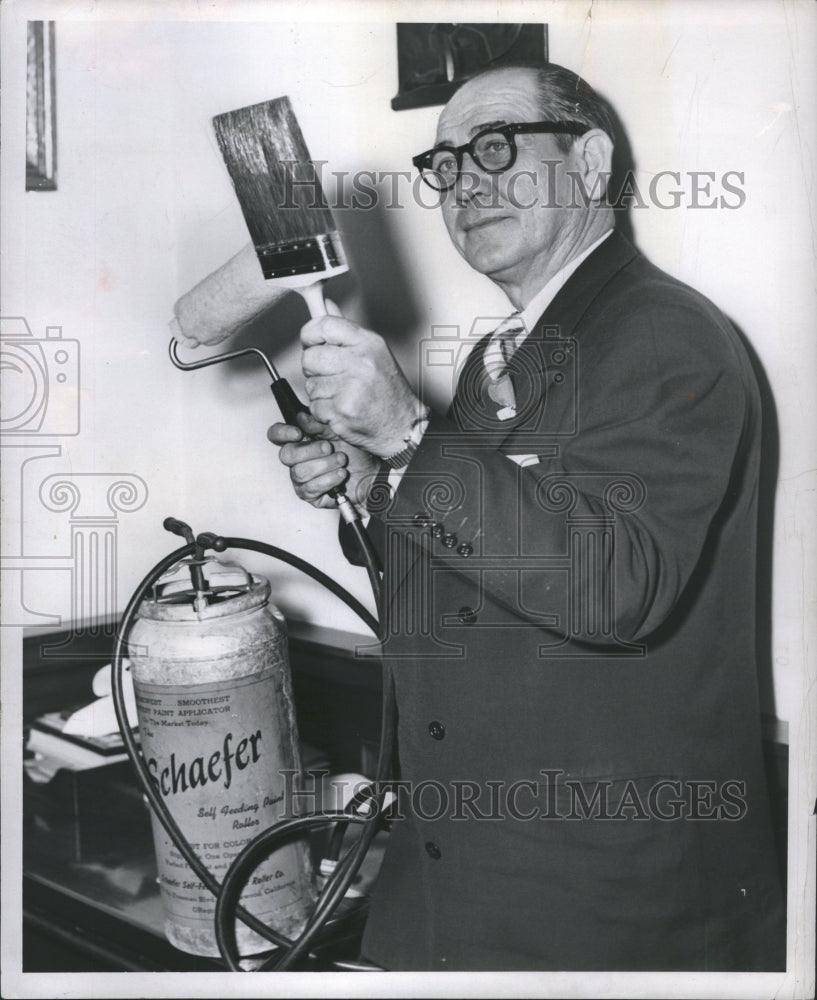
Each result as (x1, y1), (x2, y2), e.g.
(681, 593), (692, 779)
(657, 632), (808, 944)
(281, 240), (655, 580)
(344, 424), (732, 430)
(212, 97), (339, 266)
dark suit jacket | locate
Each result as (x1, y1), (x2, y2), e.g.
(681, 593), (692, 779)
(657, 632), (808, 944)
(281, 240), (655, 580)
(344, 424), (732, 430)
(349, 231), (786, 971)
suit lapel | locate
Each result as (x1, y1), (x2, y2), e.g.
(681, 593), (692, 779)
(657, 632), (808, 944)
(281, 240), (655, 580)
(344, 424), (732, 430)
(451, 230), (639, 440)
(534, 229), (639, 341)
(384, 231), (641, 597)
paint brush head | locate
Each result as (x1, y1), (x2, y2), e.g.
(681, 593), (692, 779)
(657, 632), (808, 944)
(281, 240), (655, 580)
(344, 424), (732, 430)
(212, 97), (347, 283)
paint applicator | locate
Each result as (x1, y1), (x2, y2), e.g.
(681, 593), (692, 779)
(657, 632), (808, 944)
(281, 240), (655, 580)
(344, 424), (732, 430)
(169, 95), (376, 540)
(211, 96), (348, 318)
(170, 241), (292, 348)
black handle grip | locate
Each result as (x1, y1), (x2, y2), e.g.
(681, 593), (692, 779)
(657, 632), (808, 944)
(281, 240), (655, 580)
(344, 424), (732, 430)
(270, 379), (343, 501)
(163, 517), (195, 544)
(197, 532), (227, 553)
(162, 517), (207, 592)
(271, 379), (310, 426)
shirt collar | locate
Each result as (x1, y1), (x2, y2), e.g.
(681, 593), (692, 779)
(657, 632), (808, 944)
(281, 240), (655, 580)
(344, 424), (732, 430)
(514, 228), (614, 343)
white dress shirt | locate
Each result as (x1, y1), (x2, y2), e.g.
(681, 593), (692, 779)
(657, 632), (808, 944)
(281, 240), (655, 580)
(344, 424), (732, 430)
(497, 228), (613, 359)
(383, 229), (614, 493)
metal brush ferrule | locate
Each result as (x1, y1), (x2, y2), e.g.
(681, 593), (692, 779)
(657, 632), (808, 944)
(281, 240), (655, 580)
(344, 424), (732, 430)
(257, 232), (347, 279)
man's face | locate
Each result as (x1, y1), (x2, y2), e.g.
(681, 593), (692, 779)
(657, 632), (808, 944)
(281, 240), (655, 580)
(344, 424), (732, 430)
(435, 69), (584, 298)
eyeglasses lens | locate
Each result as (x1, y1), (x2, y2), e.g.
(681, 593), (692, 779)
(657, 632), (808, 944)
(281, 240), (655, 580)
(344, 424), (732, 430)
(426, 132), (514, 191)
(472, 133), (513, 170)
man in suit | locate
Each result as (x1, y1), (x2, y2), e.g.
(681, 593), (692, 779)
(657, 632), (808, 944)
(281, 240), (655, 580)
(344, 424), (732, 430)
(268, 62), (786, 971)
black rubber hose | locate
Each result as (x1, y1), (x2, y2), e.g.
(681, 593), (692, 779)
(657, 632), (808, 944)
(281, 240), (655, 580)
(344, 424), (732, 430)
(213, 811), (368, 969)
(210, 531), (389, 965)
(214, 623), (395, 970)
(344, 517), (383, 615)
(219, 536), (380, 636)
(110, 532), (384, 958)
(325, 781), (377, 863)
(258, 671), (394, 971)
(269, 792), (387, 970)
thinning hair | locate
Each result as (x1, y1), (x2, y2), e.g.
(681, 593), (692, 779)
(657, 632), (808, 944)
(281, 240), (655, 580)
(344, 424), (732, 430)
(469, 61), (616, 152)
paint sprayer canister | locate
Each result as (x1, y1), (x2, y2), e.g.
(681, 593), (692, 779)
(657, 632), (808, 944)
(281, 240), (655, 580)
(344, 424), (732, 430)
(128, 557), (315, 957)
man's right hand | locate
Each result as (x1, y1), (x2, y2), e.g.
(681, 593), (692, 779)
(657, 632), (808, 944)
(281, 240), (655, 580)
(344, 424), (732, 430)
(267, 411), (380, 510)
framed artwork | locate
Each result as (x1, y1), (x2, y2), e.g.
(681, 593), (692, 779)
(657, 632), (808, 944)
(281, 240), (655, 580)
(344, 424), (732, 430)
(391, 23), (548, 110)
(26, 20), (56, 191)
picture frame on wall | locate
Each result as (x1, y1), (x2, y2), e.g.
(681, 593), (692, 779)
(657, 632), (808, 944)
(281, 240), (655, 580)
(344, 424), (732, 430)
(391, 23), (548, 111)
(26, 20), (56, 192)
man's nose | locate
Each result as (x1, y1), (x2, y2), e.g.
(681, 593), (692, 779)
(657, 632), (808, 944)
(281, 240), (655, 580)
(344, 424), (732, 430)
(453, 152), (499, 206)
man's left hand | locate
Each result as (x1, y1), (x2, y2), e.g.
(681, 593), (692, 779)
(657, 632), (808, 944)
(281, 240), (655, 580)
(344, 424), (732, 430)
(301, 310), (422, 458)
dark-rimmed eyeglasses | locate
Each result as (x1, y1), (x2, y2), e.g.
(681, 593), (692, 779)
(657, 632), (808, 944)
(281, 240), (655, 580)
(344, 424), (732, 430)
(412, 121), (588, 192)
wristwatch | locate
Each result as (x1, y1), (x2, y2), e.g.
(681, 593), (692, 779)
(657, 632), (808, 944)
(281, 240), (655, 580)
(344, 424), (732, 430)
(383, 406), (430, 469)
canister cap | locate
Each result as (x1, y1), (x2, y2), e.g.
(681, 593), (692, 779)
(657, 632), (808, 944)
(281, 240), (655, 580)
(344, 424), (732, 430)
(138, 558), (274, 622)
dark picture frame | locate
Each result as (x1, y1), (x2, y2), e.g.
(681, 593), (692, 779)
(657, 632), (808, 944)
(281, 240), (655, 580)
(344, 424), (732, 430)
(391, 23), (548, 111)
(26, 20), (57, 191)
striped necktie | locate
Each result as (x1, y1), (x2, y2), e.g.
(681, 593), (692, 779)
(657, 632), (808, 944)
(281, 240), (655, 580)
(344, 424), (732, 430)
(484, 313), (525, 419)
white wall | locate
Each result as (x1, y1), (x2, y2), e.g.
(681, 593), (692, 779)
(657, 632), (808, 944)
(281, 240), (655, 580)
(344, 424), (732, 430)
(2, 1), (815, 729)
(2, 2), (815, 994)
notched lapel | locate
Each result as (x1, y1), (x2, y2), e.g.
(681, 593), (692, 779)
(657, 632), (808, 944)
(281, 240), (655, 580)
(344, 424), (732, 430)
(382, 231), (641, 607)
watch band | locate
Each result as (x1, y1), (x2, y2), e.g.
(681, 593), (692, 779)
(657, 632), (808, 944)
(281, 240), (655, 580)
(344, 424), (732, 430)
(383, 440), (418, 469)
(382, 408), (429, 469)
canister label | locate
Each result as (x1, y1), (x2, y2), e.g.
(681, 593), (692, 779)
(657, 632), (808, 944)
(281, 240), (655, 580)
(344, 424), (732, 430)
(133, 667), (313, 950)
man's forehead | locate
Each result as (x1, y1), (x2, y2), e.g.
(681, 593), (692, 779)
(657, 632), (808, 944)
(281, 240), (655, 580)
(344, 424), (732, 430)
(435, 69), (540, 142)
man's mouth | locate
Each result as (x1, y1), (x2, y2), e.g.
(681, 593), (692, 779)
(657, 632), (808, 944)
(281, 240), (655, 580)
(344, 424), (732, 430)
(461, 215), (509, 234)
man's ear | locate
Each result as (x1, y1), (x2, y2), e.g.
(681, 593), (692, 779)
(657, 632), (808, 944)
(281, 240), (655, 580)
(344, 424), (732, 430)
(572, 129), (614, 203)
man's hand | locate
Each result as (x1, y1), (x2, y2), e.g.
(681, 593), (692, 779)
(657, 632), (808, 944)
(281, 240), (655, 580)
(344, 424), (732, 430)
(301, 310), (422, 458)
(268, 411), (380, 510)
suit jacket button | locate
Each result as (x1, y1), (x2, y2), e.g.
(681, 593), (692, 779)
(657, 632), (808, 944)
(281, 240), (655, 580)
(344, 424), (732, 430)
(431, 523), (445, 538)
(425, 841), (442, 860)
(457, 606), (477, 624)
(442, 533), (457, 548)
(456, 542), (473, 557)
(428, 720), (446, 740)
